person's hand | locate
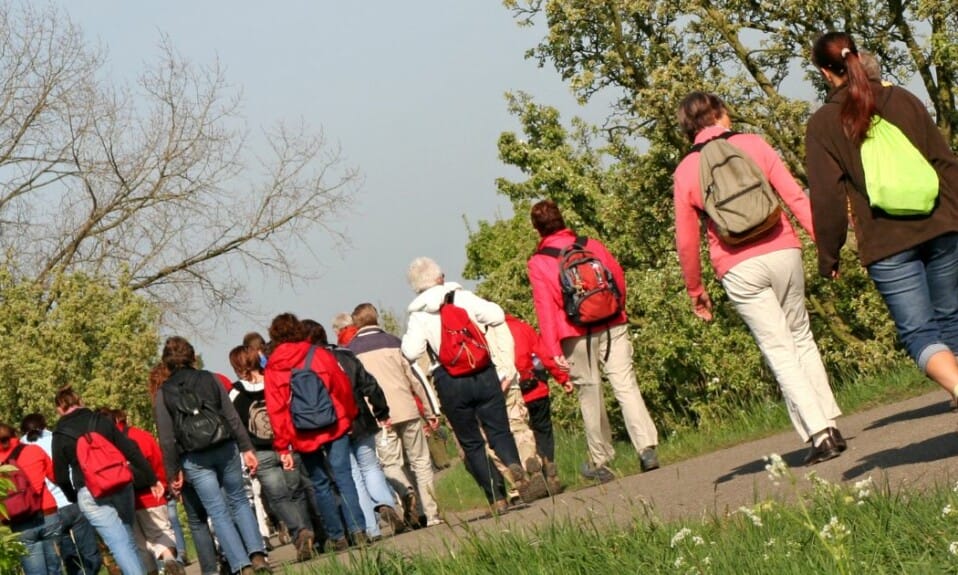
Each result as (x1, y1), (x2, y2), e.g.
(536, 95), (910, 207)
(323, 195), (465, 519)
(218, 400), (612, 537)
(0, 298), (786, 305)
(379, 418), (392, 430)
(500, 377), (513, 392)
(279, 452), (295, 471)
(554, 355), (570, 372)
(561, 380), (574, 395)
(692, 292), (713, 322)
(150, 481), (165, 501)
(170, 471), (184, 493)
(426, 416), (440, 432)
(830, 269), (840, 280)
(242, 450), (259, 476)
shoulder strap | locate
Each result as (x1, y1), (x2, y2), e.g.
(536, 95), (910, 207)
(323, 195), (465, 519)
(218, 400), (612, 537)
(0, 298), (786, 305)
(574, 235), (588, 249)
(536, 246), (561, 258)
(443, 290), (456, 305)
(536, 235), (587, 258)
(688, 130), (739, 154)
(302, 345), (318, 371)
(2, 443), (26, 465)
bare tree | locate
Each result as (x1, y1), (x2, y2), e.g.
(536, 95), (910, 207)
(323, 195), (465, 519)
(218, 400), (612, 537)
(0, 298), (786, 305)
(0, 3), (359, 323)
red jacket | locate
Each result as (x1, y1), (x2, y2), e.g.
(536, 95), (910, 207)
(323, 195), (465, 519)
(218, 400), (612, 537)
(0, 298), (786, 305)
(118, 424), (166, 510)
(506, 314), (569, 403)
(0, 438), (56, 514)
(527, 229), (629, 359)
(264, 341), (358, 453)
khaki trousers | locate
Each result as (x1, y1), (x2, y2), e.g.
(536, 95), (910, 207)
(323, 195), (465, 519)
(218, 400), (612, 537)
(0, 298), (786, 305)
(563, 323), (658, 468)
(377, 419), (439, 523)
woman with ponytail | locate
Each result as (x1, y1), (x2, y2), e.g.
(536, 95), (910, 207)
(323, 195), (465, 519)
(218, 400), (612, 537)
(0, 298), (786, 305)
(805, 31), (958, 408)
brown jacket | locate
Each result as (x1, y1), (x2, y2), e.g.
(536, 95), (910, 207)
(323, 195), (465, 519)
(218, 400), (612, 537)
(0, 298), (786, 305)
(805, 83), (958, 276)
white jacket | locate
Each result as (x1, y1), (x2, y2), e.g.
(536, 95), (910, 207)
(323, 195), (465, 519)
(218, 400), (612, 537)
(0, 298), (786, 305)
(401, 282), (517, 382)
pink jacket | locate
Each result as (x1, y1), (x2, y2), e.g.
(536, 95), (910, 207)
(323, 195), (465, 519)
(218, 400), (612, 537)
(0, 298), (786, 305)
(673, 125), (816, 297)
(527, 229), (628, 359)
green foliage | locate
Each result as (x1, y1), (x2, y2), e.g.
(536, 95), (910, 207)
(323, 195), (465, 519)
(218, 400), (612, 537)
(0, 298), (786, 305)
(0, 266), (160, 429)
(0, 467), (27, 570)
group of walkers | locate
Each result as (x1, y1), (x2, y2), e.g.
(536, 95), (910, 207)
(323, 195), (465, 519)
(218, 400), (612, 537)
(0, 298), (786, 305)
(3, 29), (958, 575)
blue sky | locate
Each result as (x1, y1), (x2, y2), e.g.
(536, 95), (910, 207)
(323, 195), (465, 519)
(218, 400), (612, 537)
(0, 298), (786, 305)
(55, 2), (597, 376)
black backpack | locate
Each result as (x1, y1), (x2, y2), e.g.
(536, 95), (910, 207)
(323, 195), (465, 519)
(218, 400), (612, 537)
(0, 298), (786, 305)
(289, 346), (338, 431)
(166, 373), (231, 452)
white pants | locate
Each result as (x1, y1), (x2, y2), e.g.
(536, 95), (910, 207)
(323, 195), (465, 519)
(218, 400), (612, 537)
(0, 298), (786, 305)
(721, 248), (841, 442)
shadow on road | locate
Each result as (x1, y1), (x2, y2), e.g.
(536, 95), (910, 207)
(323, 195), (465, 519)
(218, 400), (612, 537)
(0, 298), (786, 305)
(864, 400), (952, 431)
(841, 433), (958, 480)
(712, 447), (809, 485)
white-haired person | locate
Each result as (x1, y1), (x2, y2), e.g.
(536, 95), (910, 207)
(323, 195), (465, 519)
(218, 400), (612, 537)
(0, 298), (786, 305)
(400, 257), (546, 513)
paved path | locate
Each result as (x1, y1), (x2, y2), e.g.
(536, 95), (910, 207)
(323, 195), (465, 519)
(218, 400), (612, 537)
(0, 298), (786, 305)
(185, 389), (958, 573)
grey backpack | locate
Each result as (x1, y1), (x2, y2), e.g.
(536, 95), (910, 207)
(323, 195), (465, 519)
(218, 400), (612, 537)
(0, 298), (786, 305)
(691, 131), (782, 246)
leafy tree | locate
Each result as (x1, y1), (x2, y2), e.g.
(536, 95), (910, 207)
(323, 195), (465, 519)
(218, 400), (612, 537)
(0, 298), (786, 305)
(462, 0), (951, 433)
(0, 2), (359, 325)
(0, 267), (159, 428)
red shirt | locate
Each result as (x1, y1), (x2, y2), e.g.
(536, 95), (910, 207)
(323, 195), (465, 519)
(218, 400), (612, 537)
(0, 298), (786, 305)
(0, 438), (56, 513)
(264, 341), (358, 453)
(118, 424), (166, 509)
(506, 314), (569, 403)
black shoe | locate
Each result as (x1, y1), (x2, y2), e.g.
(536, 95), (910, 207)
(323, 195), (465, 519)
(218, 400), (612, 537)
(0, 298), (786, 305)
(829, 428), (847, 452)
(804, 436), (841, 465)
(639, 448), (660, 472)
(579, 462), (615, 483)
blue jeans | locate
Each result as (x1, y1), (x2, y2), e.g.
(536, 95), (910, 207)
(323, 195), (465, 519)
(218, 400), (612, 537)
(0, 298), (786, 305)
(434, 365), (517, 502)
(12, 513), (62, 575)
(181, 441), (264, 574)
(77, 485), (144, 575)
(300, 434), (365, 541)
(350, 433), (396, 537)
(58, 502), (101, 575)
(255, 449), (311, 539)
(166, 499), (187, 563)
(179, 483), (218, 575)
(867, 233), (958, 371)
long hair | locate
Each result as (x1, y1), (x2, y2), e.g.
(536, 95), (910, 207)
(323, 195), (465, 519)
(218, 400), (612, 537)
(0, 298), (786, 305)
(812, 32), (877, 147)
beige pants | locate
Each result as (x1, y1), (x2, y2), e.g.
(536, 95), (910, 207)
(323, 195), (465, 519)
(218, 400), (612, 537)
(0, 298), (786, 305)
(133, 504), (177, 565)
(377, 419), (439, 523)
(563, 323), (658, 468)
(488, 385), (540, 484)
(721, 249), (841, 442)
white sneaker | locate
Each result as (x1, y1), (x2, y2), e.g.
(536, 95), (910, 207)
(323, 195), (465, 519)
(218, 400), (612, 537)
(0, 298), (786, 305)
(425, 518), (444, 527)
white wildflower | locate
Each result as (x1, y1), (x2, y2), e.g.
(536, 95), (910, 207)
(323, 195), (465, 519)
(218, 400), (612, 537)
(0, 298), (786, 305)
(703, 556), (712, 565)
(763, 453), (788, 483)
(853, 477), (873, 500)
(671, 527), (692, 548)
(943, 504), (955, 518)
(674, 556), (686, 568)
(737, 506), (764, 527)
(691, 535), (705, 546)
(819, 516), (850, 540)
(765, 538), (776, 547)
(949, 541), (958, 556)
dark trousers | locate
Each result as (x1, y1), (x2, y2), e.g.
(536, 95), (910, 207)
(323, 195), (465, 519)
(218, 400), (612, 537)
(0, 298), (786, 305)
(526, 396), (555, 462)
(434, 365), (519, 503)
(58, 503), (102, 575)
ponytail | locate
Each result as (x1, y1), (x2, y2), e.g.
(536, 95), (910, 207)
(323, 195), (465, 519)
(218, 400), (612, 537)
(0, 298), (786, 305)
(812, 32), (878, 146)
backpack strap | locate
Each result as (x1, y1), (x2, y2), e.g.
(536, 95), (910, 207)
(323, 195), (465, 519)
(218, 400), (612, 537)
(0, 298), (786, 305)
(443, 290), (456, 305)
(302, 345), (318, 371)
(535, 235), (588, 258)
(2, 444), (26, 466)
(688, 130), (739, 154)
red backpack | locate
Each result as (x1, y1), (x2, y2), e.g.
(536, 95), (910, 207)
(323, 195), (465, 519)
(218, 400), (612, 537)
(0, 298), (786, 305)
(1, 444), (44, 524)
(75, 418), (133, 498)
(434, 290), (492, 377)
(537, 236), (623, 327)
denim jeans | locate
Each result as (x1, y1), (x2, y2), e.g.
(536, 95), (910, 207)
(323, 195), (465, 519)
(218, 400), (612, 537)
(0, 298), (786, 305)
(867, 233), (958, 371)
(77, 485), (145, 575)
(181, 441), (264, 574)
(166, 498), (187, 563)
(12, 513), (62, 575)
(179, 483), (218, 575)
(255, 449), (311, 539)
(350, 433), (396, 537)
(300, 434), (365, 541)
(58, 502), (101, 575)
(434, 365), (517, 503)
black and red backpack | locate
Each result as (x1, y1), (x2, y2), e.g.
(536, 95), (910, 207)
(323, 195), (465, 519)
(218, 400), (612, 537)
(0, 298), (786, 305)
(537, 236), (623, 327)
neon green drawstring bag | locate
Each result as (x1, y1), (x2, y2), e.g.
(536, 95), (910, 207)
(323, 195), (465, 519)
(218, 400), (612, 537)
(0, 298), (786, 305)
(860, 116), (939, 216)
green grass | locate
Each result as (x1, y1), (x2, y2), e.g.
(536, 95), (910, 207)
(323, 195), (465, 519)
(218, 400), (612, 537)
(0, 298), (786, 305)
(296, 468), (958, 574)
(433, 365), (934, 513)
